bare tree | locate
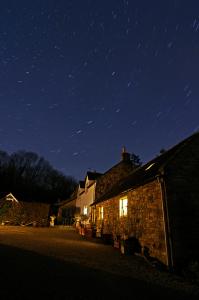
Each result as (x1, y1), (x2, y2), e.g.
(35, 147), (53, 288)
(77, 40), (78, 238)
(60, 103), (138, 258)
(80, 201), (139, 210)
(0, 150), (77, 203)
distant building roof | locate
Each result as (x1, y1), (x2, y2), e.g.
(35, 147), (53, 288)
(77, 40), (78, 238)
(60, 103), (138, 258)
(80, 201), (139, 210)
(79, 180), (85, 188)
(86, 171), (103, 181)
(94, 132), (199, 204)
(0, 193), (20, 203)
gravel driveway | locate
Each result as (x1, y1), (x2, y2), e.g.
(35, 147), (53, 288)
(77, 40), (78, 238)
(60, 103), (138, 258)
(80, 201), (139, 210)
(0, 226), (198, 299)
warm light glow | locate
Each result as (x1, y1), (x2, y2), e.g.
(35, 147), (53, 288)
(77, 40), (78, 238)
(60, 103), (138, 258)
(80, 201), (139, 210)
(6, 193), (19, 203)
(145, 163), (155, 171)
(91, 208), (96, 222)
(83, 206), (88, 215)
(119, 197), (128, 217)
(99, 206), (104, 220)
(50, 215), (56, 227)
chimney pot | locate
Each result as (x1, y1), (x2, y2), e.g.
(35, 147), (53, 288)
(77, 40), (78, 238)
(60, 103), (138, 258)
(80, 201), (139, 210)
(121, 147), (130, 161)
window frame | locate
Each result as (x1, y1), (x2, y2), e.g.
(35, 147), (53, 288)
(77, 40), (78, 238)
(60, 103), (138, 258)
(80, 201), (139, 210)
(119, 197), (128, 217)
(99, 206), (104, 220)
(83, 205), (88, 215)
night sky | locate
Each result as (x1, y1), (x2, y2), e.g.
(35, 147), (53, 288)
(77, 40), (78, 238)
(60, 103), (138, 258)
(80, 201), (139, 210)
(0, 0), (199, 180)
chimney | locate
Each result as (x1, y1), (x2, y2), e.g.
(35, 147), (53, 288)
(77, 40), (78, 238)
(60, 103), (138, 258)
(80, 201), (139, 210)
(121, 146), (130, 161)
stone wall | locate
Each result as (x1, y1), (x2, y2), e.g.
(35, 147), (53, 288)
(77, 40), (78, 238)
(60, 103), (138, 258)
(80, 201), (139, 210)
(165, 134), (199, 268)
(95, 160), (133, 201)
(21, 202), (50, 226)
(95, 179), (168, 266)
(0, 201), (50, 226)
(0, 200), (22, 225)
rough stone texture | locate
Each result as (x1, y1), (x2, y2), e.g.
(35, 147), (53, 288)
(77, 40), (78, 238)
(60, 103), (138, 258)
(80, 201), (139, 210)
(93, 133), (199, 270)
(0, 199), (50, 226)
(95, 160), (133, 201)
(21, 202), (50, 226)
(95, 180), (168, 265)
(0, 199), (22, 225)
(164, 134), (199, 269)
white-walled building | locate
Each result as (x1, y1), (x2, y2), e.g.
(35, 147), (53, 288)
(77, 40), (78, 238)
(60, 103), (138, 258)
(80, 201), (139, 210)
(76, 172), (102, 224)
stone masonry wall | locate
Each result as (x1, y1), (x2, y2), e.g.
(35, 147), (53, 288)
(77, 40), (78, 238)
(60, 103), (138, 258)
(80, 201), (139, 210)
(96, 179), (168, 266)
(0, 201), (50, 226)
(95, 161), (133, 201)
(164, 134), (199, 268)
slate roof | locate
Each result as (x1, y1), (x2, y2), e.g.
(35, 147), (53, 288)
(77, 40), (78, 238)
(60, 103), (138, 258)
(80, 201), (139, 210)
(0, 192), (13, 199)
(99, 157), (133, 178)
(0, 193), (19, 203)
(56, 187), (78, 207)
(86, 171), (103, 180)
(94, 132), (199, 204)
(79, 180), (85, 188)
(55, 172), (102, 208)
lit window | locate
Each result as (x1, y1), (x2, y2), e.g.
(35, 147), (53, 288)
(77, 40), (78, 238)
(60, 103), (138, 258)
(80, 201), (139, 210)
(99, 206), (104, 220)
(119, 197), (128, 217)
(83, 206), (88, 215)
(92, 208), (96, 222)
(145, 163), (155, 171)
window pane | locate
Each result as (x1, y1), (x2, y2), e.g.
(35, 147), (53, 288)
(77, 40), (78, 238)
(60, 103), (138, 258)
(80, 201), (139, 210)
(123, 199), (128, 216)
(119, 199), (123, 216)
(99, 206), (104, 219)
(101, 206), (104, 219)
(83, 206), (88, 215)
(119, 197), (128, 216)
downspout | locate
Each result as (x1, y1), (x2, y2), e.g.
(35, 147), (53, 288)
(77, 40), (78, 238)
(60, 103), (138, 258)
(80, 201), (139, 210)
(158, 170), (174, 270)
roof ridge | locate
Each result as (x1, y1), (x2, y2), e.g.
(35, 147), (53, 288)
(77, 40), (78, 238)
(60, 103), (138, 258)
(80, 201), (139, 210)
(93, 132), (199, 204)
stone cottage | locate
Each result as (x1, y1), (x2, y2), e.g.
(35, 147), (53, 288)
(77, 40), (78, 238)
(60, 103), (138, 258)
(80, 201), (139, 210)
(0, 193), (50, 226)
(92, 132), (199, 270)
(57, 148), (138, 229)
(89, 148), (139, 236)
(94, 148), (138, 201)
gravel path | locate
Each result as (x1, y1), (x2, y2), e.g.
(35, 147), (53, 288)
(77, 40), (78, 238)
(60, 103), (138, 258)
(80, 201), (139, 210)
(0, 226), (198, 299)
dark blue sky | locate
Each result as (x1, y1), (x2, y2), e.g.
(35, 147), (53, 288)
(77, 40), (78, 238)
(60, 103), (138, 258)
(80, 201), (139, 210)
(0, 0), (199, 180)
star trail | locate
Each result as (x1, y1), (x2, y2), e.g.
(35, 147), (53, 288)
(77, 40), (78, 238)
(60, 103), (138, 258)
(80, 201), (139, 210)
(0, 0), (199, 179)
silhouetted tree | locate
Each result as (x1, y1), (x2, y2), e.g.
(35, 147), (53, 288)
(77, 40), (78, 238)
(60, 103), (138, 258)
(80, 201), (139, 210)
(0, 150), (77, 203)
(130, 152), (142, 168)
(159, 148), (166, 154)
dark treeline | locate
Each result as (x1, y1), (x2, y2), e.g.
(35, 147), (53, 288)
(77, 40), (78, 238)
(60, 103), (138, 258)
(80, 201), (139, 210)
(0, 150), (77, 203)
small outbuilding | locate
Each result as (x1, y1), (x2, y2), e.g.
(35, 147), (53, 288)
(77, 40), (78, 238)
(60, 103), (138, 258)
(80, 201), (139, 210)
(0, 193), (50, 226)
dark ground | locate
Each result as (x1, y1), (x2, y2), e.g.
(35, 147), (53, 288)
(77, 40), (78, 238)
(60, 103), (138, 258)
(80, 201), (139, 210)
(0, 227), (199, 300)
